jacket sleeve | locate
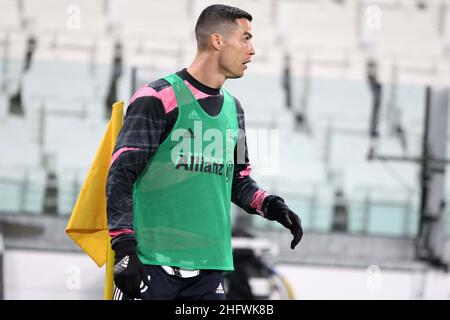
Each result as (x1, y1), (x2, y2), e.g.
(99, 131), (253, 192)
(231, 98), (271, 216)
(106, 91), (167, 247)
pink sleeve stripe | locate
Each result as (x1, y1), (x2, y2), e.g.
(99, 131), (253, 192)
(110, 147), (141, 168)
(129, 86), (159, 105)
(129, 80), (217, 114)
(158, 86), (178, 113)
(239, 164), (252, 178)
(129, 85), (177, 114)
(250, 190), (269, 216)
(109, 229), (135, 237)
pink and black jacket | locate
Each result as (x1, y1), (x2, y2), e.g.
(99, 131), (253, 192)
(107, 69), (271, 246)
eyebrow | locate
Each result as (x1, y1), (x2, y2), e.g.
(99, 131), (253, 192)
(243, 32), (253, 39)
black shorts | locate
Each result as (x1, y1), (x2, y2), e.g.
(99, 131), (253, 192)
(113, 265), (226, 300)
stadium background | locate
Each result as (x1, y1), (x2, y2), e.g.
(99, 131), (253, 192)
(1, 0), (450, 299)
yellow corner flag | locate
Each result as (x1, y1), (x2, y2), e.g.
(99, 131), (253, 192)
(66, 101), (124, 300)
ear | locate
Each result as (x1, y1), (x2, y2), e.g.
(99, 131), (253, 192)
(210, 33), (223, 51)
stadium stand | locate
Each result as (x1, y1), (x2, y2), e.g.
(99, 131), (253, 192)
(0, 0), (448, 240)
(1, 0), (450, 300)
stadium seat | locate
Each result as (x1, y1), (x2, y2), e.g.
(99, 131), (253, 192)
(0, 115), (40, 167)
(445, 206), (450, 237)
(0, 114), (46, 214)
(278, 0), (358, 53)
(326, 129), (419, 236)
(282, 194), (314, 230)
(109, 0), (191, 41)
(307, 78), (372, 130)
(22, 44), (109, 118)
(44, 114), (107, 171)
(382, 83), (425, 136)
(0, 94), (8, 119)
(0, 168), (26, 214)
(367, 190), (414, 236)
(39, 33), (115, 85)
(23, 0), (108, 36)
(43, 114), (106, 215)
(56, 169), (78, 215)
(22, 168), (47, 214)
(225, 73), (284, 127)
(367, 2), (442, 58)
(346, 160), (418, 236)
(0, 0), (22, 31)
(0, 31), (27, 97)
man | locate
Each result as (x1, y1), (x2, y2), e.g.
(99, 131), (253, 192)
(107, 4), (303, 300)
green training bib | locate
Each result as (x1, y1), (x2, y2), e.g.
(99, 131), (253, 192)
(133, 73), (238, 270)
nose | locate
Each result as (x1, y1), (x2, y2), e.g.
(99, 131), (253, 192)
(249, 43), (255, 56)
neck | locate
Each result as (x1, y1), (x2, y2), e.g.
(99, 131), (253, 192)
(187, 52), (226, 89)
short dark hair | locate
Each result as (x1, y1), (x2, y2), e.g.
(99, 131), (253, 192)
(195, 4), (253, 51)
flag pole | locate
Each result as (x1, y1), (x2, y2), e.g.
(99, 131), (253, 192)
(105, 101), (124, 300)
(104, 237), (115, 300)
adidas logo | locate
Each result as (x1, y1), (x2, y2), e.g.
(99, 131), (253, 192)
(215, 283), (225, 294)
(188, 109), (200, 120)
(114, 255), (129, 274)
(119, 255), (129, 268)
(140, 275), (151, 294)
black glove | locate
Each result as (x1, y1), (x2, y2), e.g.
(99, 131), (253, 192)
(113, 240), (150, 299)
(263, 196), (303, 249)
